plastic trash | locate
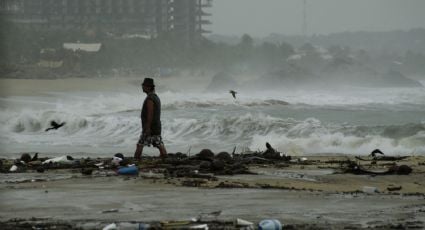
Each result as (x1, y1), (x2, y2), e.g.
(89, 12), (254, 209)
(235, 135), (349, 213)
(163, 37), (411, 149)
(117, 165), (139, 175)
(138, 223), (151, 230)
(190, 224), (209, 229)
(235, 218), (254, 226)
(258, 219), (282, 230)
(101, 208), (118, 213)
(9, 165), (18, 172)
(115, 222), (150, 230)
(362, 186), (379, 194)
(102, 223), (117, 230)
(42, 156), (72, 164)
(111, 156), (123, 166)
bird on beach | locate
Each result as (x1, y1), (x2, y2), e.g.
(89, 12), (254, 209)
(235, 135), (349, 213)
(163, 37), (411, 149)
(229, 90), (237, 99)
(370, 149), (385, 157)
(45, 120), (66, 132)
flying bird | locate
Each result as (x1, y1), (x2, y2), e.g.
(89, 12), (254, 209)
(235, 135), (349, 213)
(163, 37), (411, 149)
(45, 120), (66, 132)
(229, 90), (237, 99)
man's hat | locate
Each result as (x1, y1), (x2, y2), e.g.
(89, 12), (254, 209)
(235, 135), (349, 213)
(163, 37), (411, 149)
(142, 78), (155, 87)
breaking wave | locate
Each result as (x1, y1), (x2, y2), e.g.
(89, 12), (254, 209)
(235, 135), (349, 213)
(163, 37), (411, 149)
(1, 86), (425, 156)
(2, 109), (424, 156)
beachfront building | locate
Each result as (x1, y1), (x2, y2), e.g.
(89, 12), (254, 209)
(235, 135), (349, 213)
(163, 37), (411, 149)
(0, 0), (212, 42)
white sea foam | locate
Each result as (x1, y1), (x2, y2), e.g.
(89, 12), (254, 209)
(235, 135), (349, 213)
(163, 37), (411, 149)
(160, 87), (425, 108)
(1, 87), (424, 156)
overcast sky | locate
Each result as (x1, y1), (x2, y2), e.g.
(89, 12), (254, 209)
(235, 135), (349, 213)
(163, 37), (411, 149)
(209, 0), (425, 37)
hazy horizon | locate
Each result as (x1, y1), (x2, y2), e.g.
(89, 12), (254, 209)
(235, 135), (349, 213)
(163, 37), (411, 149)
(209, 0), (425, 37)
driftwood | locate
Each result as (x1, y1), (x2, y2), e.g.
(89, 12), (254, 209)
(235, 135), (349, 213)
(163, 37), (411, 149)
(355, 156), (409, 161)
(343, 160), (412, 175)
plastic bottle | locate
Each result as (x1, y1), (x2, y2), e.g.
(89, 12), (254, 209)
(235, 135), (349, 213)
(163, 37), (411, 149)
(258, 219), (282, 230)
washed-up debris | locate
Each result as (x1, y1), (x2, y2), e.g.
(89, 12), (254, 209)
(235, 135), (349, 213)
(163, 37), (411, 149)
(258, 219), (282, 230)
(137, 223), (151, 230)
(197, 210), (222, 222)
(81, 168), (93, 175)
(1, 143), (293, 177)
(387, 186), (402, 192)
(190, 224), (209, 229)
(182, 179), (208, 187)
(20, 153), (32, 163)
(342, 160), (413, 175)
(235, 218), (254, 227)
(101, 209), (119, 214)
(216, 152), (232, 162)
(161, 220), (192, 228)
(216, 181), (249, 188)
(42, 155), (74, 164)
(362, 186), (379, 194)
(9, 165), (18, 172)
(262, 142), (291, 161)
(117, 165), (138, 175)
(356, 149), (409, 161)
(389, 165), (413, 175)
(355, 156), (409, 161)
(102, 223), (117, 230)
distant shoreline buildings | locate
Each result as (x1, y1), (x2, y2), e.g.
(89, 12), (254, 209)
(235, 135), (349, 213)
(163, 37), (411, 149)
(0, 0), (212, 43)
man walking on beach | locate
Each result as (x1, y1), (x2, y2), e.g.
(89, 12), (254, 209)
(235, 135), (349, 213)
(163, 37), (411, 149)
(134, 78), (167, 160)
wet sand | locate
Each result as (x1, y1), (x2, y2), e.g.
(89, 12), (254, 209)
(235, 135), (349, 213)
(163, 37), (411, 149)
(1, 155), (425, 229)
(0, 77), (138, 97)
(0, 74), (211, 97)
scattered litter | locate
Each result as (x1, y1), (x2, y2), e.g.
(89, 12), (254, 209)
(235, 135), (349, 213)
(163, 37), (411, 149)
(235, 218), (254, 226)
(117, 222), (150, 229)
(20, 153), (32, 163)
(102, 209), (119, 213)
(258, 219), (282, 230)
(42, 156), (73, 164)
(161, 220), (192, 228)
(102, 223), (117, 230)
(138, 223), (151, 230)
(9, 165), (18, 172)
(111, 156), (123, 166)
(117, 165), (139, 175)
(198, 210), (222, 221)
(362, 186), (379, 194)
(81, 168), (93, 175)
(190, 224), (209, 229)
(387, 186), (402, 192)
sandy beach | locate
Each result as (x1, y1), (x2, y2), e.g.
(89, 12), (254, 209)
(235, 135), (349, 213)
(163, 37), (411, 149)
(1, 154), (425, 229)
(1, 77), (425, 229)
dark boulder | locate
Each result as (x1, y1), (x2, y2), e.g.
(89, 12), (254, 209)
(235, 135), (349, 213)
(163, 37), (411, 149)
(393, 165), (413, 175)
(36, 166), (45, 173)
(81, 168), (93, 175)
(196, 149), (215, 161)
(211, 159), (225, 171)
(20, 153), (32, 163)
(199, 161), (212, 170)
(216, 152), (232, 162)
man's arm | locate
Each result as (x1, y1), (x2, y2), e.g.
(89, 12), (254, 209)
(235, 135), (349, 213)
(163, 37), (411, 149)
(144, 99), (154, 135)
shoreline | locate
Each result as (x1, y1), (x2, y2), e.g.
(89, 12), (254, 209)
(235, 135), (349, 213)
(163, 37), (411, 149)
(1, 154), (425, 229)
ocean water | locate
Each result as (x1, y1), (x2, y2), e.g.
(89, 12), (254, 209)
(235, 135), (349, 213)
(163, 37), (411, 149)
(1, 83), (425, 158)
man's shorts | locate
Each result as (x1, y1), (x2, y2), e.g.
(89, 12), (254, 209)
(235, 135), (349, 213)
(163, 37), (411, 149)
(138, 134), (163, 148)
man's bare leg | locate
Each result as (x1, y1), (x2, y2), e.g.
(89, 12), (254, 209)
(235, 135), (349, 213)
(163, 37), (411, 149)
(158, 144), (167, 158)
(134, 144), (144, 160)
